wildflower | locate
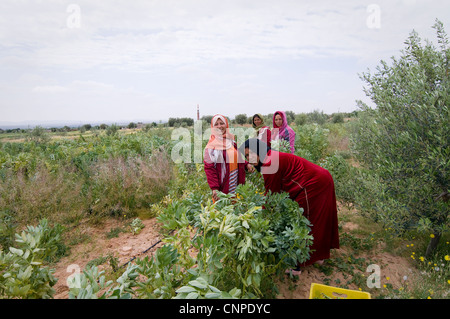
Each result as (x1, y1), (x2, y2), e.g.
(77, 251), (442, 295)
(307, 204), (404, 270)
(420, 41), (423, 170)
(406, 244), (410, 247)
(445, 255), (450, 261)
(430, 234), (435, 238)
(411, 244), (414, 247)
(383, 284), (387, 288)
(447, 280), (450, 284)
(386, 277), (390, 281)
(419, 256), (425, 262)
(427, 296), (432, 299)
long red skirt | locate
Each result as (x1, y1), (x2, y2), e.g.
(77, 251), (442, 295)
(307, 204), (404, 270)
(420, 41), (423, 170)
(295, 169), (340, 267)
(262, 150), (340, 267)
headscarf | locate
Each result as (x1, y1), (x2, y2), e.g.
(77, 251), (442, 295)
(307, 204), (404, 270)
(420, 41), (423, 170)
(252, 113), (265, 130)
(205, 114), (235, 151)
(205, 114), (238, 187)
(238, 138), (271, 172)
(272, 110), (296, 153)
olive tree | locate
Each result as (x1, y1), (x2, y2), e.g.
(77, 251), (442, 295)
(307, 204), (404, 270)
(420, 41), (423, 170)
(352, 20), (449, 256)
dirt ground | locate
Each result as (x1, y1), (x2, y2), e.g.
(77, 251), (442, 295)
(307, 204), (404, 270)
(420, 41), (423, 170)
(53, 218), (164, 299)
(52, 216), (419, 299)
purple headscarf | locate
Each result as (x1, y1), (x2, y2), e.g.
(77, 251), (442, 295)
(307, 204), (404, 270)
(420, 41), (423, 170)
(272, 111), (296, 153)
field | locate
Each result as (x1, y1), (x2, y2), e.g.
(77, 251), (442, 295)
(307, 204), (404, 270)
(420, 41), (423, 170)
(0, 115), (449, 300)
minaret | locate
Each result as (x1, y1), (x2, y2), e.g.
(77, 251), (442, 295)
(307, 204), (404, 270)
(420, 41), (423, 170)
(197, 104), (200, 120)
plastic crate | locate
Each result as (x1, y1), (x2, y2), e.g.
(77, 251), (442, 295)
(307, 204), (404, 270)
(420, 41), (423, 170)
(309, 283), (371, 299)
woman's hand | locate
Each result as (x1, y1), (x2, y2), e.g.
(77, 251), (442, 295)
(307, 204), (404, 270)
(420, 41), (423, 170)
(212, 189), (219, 202)
(246, 163), (255, 173)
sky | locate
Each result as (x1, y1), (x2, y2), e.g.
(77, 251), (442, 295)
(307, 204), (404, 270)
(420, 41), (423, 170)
(0, 0), (449, 127)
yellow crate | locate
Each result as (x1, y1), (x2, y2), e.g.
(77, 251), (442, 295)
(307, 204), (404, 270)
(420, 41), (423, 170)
(309, 283), (371, 299)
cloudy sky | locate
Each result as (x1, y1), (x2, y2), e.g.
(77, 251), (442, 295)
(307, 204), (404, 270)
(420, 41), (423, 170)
(0, 0), (449, 126)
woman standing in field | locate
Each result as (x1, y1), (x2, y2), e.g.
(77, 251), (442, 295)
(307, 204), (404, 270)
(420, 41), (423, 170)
(252, 113), (271, 147)
(272, 111), (296, 153)
(204, 114), (254, 202)
(239, 138), (339, 275)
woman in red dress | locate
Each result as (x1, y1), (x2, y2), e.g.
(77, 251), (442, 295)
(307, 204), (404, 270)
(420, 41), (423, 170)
(239, 138), (339, 275)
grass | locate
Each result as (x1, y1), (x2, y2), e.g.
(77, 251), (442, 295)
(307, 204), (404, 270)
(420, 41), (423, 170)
(314, 203), (450, 299)
(0, 128), (174, 257)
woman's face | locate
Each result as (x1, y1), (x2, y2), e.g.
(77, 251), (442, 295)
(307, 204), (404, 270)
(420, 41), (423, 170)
(244, 148), (259, 165)
(213, 118), (227, 135)
(253, 116), (262, 127)
(274, 114), (283, 127)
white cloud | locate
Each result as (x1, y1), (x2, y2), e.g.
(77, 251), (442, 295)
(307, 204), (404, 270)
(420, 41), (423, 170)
(32, 85), (69, 93)
(1, 0), (450, 124)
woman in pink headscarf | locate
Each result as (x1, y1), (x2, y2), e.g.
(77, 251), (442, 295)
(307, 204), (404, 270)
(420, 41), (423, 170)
(272, 111), (296, 153)
(204, 114), (254, 202)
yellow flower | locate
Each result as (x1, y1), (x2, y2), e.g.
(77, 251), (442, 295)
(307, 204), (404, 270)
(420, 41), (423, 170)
(411, 244), (414, 247)
(427, 296), (432, 299)
(445, 255), (450, 261)
(447, 280), (450, 284)
(430, 234), (435, 238)
(406, 244), (410, 247)
(383, 284), (387, 288)
(386, 277), (390, 281)
(419, 256), (425, 262)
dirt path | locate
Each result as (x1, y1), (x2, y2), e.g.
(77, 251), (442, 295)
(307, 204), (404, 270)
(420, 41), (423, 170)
(53, 218), (164, 299)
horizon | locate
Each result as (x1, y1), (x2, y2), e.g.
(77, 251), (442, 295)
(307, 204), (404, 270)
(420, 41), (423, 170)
(0, 108), (356, 130)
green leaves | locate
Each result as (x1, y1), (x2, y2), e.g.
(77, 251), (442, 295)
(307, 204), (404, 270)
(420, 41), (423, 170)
(0, 219), (62, 299)
(353, 20), (449, 249)
(175, 276), (241, 299)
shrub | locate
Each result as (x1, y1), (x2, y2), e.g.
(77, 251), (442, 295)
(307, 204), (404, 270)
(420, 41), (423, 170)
(352, 20), (449, 255)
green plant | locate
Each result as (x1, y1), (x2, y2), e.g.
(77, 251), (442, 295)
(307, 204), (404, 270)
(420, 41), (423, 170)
(174, 275), (241, 299)
(129, 218), (145, 235)
(68, 264), (139, 299)
(294, 124), (330, 163)
(0, 219), (64, 299)
(353, 20), (449, 255)
(134, 244), (185, 299)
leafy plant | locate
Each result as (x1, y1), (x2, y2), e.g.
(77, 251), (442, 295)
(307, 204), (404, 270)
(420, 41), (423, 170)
(174, 275), (241, 299)
(129, 218), (145, 235)
(0, 219), (64, 299)
(353, 19), (450, 255)
(68, 264), (139, 299)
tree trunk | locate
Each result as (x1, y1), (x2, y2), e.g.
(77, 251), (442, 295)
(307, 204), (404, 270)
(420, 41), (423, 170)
(425, 232), (441, 258)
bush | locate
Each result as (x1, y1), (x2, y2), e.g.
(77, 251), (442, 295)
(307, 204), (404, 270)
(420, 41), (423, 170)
(352, 20), (450, 255)
(294, 124), (329, 163)
(0, 219), (64, 299)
